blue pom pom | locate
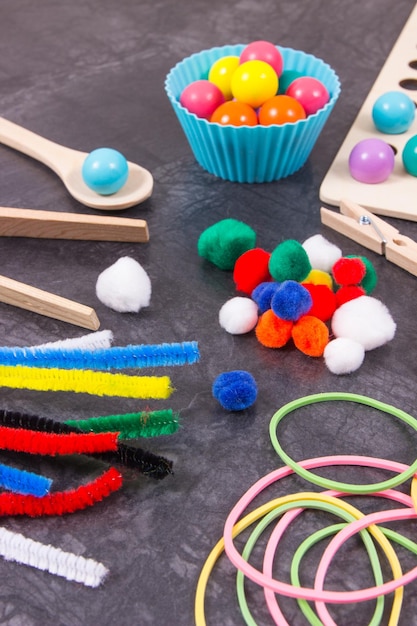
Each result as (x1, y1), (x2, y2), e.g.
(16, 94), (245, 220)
(271, 280), (312, 321)
(212, 370), (258, 411)
(251, 282), (280, 313)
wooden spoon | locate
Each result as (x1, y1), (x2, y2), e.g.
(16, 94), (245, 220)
(0, 117), (153, 211)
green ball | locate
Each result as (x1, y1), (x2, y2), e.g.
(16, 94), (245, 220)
(197, 219), (256, 270)
(347, 255), (378, 293)
(402, 134), (417, 176)
(278, 70), (303, 94)
(268, 239), (312, 282)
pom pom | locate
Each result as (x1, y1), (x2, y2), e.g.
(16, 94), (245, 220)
(302, 283), (337, 322)
(212, 370), (257, 411)
(346, 255), (378, 293)
(324, 337), (365, 374)
(291, 315), (329, 357)
(302, 268), (333, 289)
(268, 239), (312, 283)
(96, 257), (151, 313)
(302, 234), (342, 272)
(332, 257), (366, 286)
(233, 248), (271, 294)
(197, 219), (256, 270)
(219, 297), (259, 334)
(271, 281), (312, 322)
(251, 282), (280, 313)
(255, 310), (293, 348)
(335, 285), (366, 307)
(331, 295), (396, 351)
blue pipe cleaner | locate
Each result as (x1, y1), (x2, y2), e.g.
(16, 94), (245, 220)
(0, 341), (200, 370)
(0, 464), (52, 497)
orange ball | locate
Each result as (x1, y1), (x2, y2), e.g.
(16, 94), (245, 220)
(291, 315), (329, 357)
(259, 95), (306, 126)
(255, 309), (293, 348)
(210, 100), (258, 126)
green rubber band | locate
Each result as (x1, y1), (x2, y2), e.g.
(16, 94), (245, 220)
(236, 499), (387, 626)
(292, 522), (417, 626)
(269, 392), (417, 494)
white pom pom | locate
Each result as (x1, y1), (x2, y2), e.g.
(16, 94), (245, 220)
(302, 234), (342, 272)
(219, 297), (259, 334)
(331, 295), (396, 351)
(324, 337), (365, 374)
(96, 257), (151, 313)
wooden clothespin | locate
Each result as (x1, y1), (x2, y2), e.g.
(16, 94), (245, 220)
(320, 198), (417, 278)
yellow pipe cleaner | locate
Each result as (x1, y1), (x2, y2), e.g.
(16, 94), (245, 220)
(0, 365), (173, 399)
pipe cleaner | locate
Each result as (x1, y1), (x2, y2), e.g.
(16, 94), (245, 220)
(0, 467), (122, 517)
(0, 340), (199, 370)
(0, 365), (173, 399)
(0, 410), (174, 479)
(33, 329), (114, 351)
(0, 427), (119, 456)
(0, 463), (52, 497)
(65, 409), (180, 439)
(0, 526), (108, 587)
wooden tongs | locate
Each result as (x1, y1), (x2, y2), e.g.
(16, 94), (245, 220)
(321, 199), (417, 278)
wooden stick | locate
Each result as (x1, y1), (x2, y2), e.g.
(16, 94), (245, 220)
(0, 275), (100, 330)
(0, 207), (149, 242)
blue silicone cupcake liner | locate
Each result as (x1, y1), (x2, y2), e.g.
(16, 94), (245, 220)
(165, 45), (341, 183)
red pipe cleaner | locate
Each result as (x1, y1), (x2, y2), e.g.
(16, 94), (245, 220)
(0, 427), (119, 455)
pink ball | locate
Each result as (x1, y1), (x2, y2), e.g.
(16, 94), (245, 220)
(240, 40), (283, 77)
(287, 76), (329, 116)
(180, 80), (225, 119)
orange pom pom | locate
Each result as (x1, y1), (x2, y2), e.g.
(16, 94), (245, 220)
(233, 248), (271, 294)
(291, 315), (329, 357)
(255, 309), (293, 348)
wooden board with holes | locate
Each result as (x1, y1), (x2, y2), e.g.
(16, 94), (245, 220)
(319, 4), (417, 220)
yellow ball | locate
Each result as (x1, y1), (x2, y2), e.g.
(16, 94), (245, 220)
(231, 60), (278, 108)
(208, 55), (240, 100)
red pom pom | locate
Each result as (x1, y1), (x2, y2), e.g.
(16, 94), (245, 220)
(291, 315), (329, 357)
(332, 257), (366, 286)
(335, 285), (366, 307)
(233, 248), (271, 294)
(301, 283), (337, 322)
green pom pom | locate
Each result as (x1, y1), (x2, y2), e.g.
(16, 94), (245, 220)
(347, 255), (378, 293)
(197, 219), (256, 270)
(268, 239), (312, 282)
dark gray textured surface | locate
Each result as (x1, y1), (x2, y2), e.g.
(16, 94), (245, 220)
(0, 1), (417, 624)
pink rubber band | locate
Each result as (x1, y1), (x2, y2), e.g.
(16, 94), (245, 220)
(223, 455), (415, 603)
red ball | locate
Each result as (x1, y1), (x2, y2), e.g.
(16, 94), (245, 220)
(233, 248), (271, 294)
(287, 76), (329, 116)
(301, 283), (337, 322)
(332, 257), (366, 286)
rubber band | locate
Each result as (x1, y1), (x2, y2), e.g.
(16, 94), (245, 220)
(0, 463), (52, 497)
(0, 467), (122, 517)
(0, 526), (109, 586)
(269, 392), (417, 494)
(194, 455), (415, 625)
(0, 427), (119, 455)
(64, 408), (180, 439)
(0, 341), (200, 370)
(0, 365), (173, 398)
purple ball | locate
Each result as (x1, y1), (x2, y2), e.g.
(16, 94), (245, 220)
(348, 138), (395, 184)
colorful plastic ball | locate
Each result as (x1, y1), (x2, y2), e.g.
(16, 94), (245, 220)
(82, 148), (129, 196)
(278, 70), (303, 94)
(268, 239), (312, 283)
(291, 315), (329, 357)
(233, 248), (271, 294)
(231, 60), (278, 109)
(258, 95), (306, 126)
(255, 309), (293, 348)
(239, 40), (283, 77)
(287, 76), (329, 116)
(251, 282), (281, 313)
(208, 55), (240, 100)
(348, 138), (395, 184)
(210, 101), (258, 126)
(212, 370), (258, 411)
(372, 91), (415, 134)
(180, 79), (225, 119)
(271, 280), (312, 322)
(402, 134), (417, 176)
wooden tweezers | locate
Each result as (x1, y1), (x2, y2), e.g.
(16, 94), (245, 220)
(321, 198), (417, 278)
